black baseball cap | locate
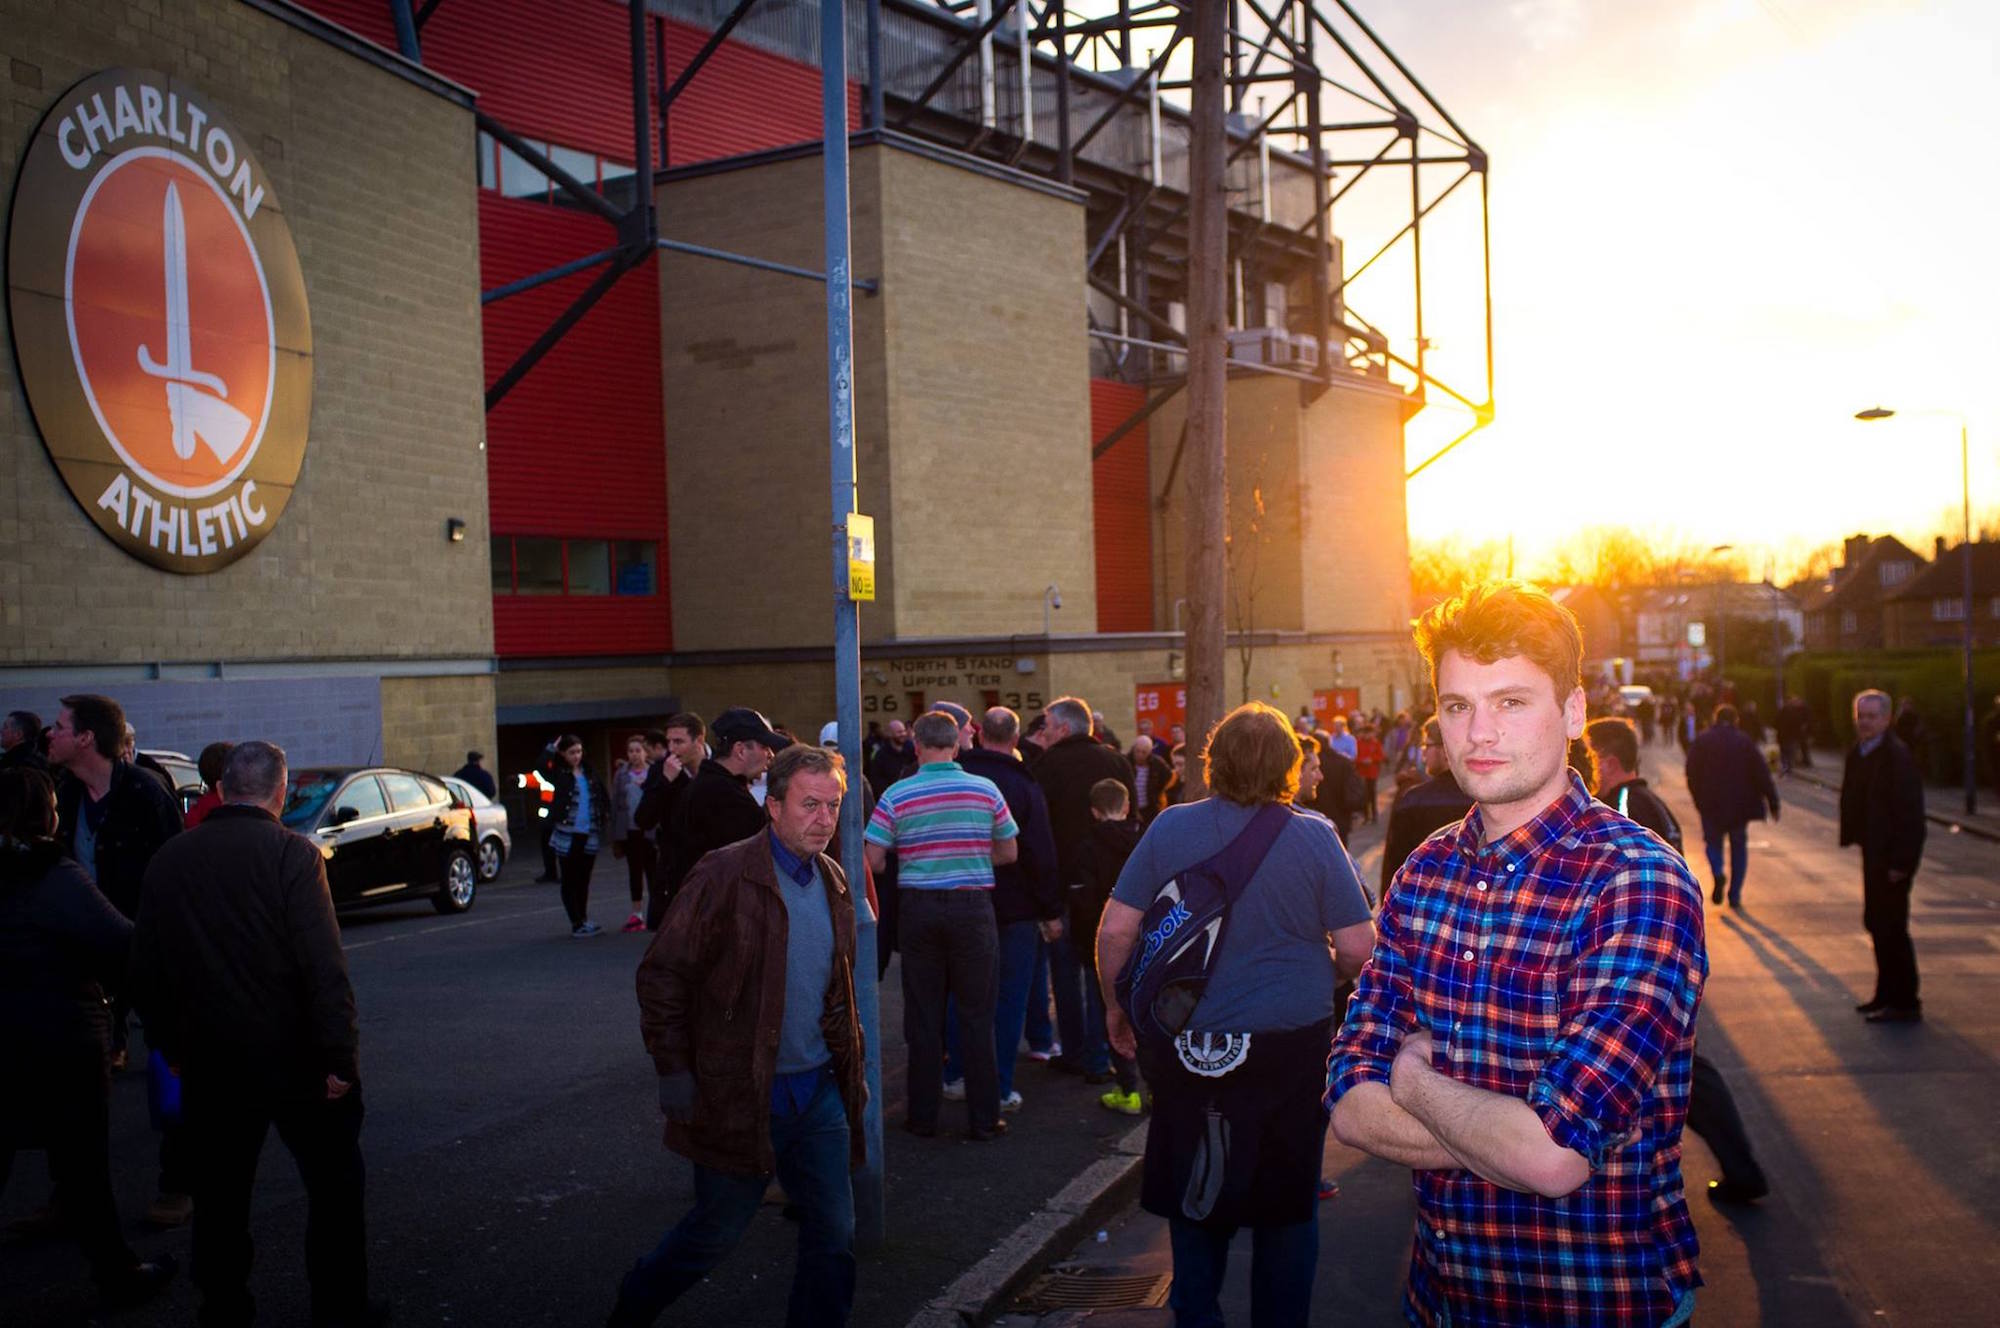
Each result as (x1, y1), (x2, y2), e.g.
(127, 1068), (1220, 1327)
(711, 707), (790, 753)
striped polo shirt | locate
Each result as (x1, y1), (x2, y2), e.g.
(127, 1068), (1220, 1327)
(864, 760), (1018, 890)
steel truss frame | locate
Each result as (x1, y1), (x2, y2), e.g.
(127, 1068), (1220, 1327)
(394, 0), (1488, 478)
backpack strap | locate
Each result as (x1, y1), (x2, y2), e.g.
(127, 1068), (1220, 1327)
(1211, 802), (1294, 907)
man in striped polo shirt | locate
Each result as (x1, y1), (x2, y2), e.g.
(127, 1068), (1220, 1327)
(865, 711), (1020, 1140)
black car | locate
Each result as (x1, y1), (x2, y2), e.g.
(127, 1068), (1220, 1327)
(281, 766), (480, 914)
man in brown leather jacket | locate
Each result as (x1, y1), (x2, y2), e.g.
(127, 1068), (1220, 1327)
(611, 744), (866, 1328)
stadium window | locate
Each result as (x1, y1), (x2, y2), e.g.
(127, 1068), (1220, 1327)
(613, 541), (657, 595)
(514, 538), (564, 594)
(490, 536), (514, 594)
(567, 540), (612, 595)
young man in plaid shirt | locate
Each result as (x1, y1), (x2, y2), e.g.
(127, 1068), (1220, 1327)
(1329, 582), (1708, 1326)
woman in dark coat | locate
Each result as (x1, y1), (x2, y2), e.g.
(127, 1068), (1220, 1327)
(548, 734), (611, 937)
(0, 768), (175, 1307)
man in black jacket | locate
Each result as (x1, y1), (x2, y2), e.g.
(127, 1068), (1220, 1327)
(1584, 718), (1683, 855)
(1841, 689), (1929, 1023)
(1032, 696), (1134, 1079)
(659, 708), (789, 907)
(1379, 719), (1475, 898)
(1685, 704), (1779, 908)
(131, 741), (377, 1327)
(635, 714), (705, 929)
(956, 708), (1062, 1111)
(1, 708), (47, 773)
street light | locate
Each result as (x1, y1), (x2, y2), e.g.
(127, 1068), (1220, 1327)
(1855, 405), (1977, 816)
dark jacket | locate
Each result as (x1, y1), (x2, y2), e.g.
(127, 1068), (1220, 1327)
(1132, 753), (1172, 824)
(452, 762), (497, 799)
(633, 757), (691, 835)
(1686, 721), (1779, 827)
(1314, 749), (1366, 842)
(1599, 777), (1683, 856)
(865, 740), (917, 795)
(1068, 817), (1141, 953)
(1840, 735), (1927, 874)
(549, 766), (610, 844)
(0, 742), (49, 775)
(961, 746), (1061, 926)
(1034, 734), (1136, 886)
(55, 760), (183, 919)
(0, 840), (130, 1062)
(130, 804), (359, 1090)
(662, 761), (769, 896)
(1380, 771), (1475, 892)
(636, 833), (865, 1176)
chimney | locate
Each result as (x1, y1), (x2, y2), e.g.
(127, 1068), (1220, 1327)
(1935, 535), (1948, 560)
(1843, 534), (1869, 569)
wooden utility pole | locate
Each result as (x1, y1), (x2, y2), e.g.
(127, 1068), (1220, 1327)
(1183, 0), (1229, 782)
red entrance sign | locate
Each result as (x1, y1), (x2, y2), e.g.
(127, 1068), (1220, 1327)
(1134, 681), (1187, 735)
(1312, 688), (1361, 729)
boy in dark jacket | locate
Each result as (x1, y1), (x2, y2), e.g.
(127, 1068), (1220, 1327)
(1071, 779), (1144, 1112)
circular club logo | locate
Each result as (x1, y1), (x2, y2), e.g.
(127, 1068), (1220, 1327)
(7, 69), (311, 574)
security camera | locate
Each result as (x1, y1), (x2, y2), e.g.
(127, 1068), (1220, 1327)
(1050, 591), (1062, 610)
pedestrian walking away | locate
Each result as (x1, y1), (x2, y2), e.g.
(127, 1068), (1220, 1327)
(129, 741), (377, 1328)
(866, 710), (1020, 1139)
(452, 749), (498, 801)
(1841, 689), (1928, 1023)
(1096, 702), (1374, 1328)
(613, 734), (654, 933)
(1684, 703), (1779, 908)
(1330, 582), (1707, 1327)
(617, 744), (867, 1328)
(0, 767), (177, 1311)
(1585, 717), (1768, 1207)
(549, 734), (610, 937)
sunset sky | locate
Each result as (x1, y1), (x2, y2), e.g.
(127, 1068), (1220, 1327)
(1316, 0), (1999, 578)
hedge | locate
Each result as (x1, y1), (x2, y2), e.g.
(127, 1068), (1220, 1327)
(1781, 648), (2000, 781)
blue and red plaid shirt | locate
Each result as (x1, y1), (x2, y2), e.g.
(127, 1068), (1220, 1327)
(1328, 772), (1707, 1326)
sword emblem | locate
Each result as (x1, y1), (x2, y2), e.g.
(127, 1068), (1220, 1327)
(137, 182), (253, 465)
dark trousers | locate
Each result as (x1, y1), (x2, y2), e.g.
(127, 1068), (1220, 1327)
(0, 1054), (139, 1285)
(1167, 1215), (1318, 1328)
(1862, 855), (1920, 1008)
(623, 833), (653, 907)
(185, 1078), (367, 1327)
(539, 817), (558, 879)
(1700, 817), (1749, 901)
(611, 1077), (855, 1328)
(559, 846), (598, 928)
(1686, 1052), (1765, 1190)
(899, 890), (999, 1130)
(1361, 776), (1379, 822)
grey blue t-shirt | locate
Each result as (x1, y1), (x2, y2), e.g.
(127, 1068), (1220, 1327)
(1112, 799), (1371, 1034)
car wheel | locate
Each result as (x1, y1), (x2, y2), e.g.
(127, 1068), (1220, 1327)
(477, 836), (505, 881)
(435, 846), (478, 914)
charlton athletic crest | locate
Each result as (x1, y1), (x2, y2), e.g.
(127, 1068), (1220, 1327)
(7, 69), (312, 574)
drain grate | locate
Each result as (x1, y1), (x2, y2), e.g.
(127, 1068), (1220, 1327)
(1012, 1267), (1172, 1311)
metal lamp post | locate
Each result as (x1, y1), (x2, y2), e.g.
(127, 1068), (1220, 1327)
(1856, 406), (1977, 815)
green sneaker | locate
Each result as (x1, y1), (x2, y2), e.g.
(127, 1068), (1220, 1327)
(1099, 1089), (1144, 1116)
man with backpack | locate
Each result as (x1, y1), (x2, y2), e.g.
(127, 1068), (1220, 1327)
(1095, 703), (1373, 1326)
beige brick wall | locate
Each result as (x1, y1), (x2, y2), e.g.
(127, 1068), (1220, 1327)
(658, 142), (1091, 651)
(0, 0), (490, 664)
(381, 673), (496, 775)
(1150, 373), (1416, 642)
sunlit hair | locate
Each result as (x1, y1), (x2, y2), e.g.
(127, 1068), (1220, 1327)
(1584, 717), (1640, 777)
(1413, 580), (1583, 704)
(1853, 688), (1890, 718)
(1202, 702), (1303, 805)
(767, 744), (846, 804)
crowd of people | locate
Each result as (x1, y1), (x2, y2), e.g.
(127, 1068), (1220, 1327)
(0, 581), (1950, 1324)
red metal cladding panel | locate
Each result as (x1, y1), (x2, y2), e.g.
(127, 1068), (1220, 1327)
(1092, 378), (1154, 633)
(481, 194), (670, 655)
(301, 2), (857, 165)
(493, 593), (669, 657)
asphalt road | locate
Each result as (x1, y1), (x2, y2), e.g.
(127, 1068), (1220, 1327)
(1002, 744), (2000, 1326)
(0, 855), (1137, 1327)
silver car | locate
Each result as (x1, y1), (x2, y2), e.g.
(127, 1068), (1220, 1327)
(443, 776), (512, 881)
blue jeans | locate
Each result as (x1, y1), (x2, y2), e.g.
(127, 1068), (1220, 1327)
(1050, 932), (1109, 1073)
(1025, 939), (1055, 1051)
(944, 920), (1041, 1096)
(611, 1078), (854, 1328)
(1167, 1214), (1318, 1328)
(1700, 817), (1749, 902)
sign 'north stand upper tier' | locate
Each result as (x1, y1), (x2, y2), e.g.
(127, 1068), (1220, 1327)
(7, 68), (313, 574)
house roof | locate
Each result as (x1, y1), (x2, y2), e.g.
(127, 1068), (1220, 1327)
(1885, 541), (2000, 602)
(1806, 536), (1926, 615)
